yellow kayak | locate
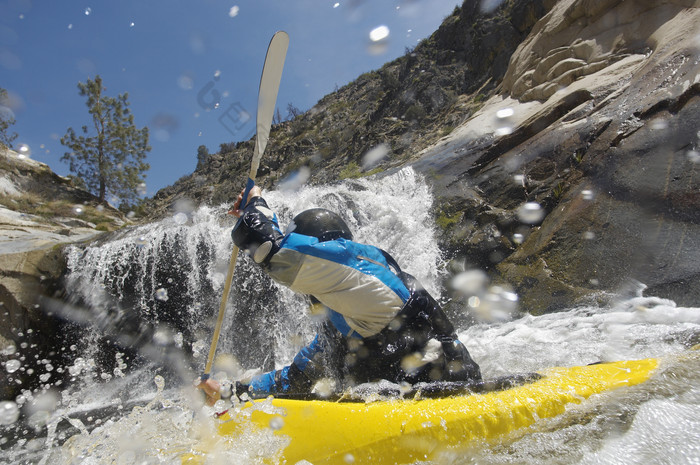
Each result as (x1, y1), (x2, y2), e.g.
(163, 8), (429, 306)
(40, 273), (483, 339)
(182, 358), (658, 464)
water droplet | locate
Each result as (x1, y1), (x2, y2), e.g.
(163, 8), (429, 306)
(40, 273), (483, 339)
(369, 25), (390, 42)
(687, 150), (700, 163)
(496, 108), (514, 118)
(513, 174), (525, 184)
(481, 0), (506, 13)
(333, 2), (340, 8)
(73, 205), (84, 215)
(400, 353), (424, 373)
(228, 5), (239, 17)
(68, 23), (73, 29)
(279, 166), (311, 192)
(192, 340), (206, 358)
(1, 344), (16, 356)
(512, 233), (525, 244)
(495, 108), (514, 136)
(344, 453), (356, 464)
(0, 401), (20, 425)
(583, 231), (595, 240)
(177, 75), (194, 90)
(39, 373), (51, 382)
(68, 357), (92, 376)
(269, 416), (284, 430)
(452, 269), (489, 296)
(313, 378), (335, 398)
(173, 212), (188, 224)
(155, 288), (169, 301)
(153, 326), (172, 345)
(136, 182), (147, 196)
(16, 143), (31, 158)
(517, 202), (544, 224)
(5, 359), (20, 373)
(129, 21), (135, 27)
(154, 375), (165, 391)
(84, 7), (92, 15)
(362, 143), (389, 170)
(650, 119), (668, 130)
(581, 189), (595, 200)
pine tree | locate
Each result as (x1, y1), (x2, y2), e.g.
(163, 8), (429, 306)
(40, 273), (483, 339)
(0, 87), (18, 149)
(61, 75), (150, 204)
(196, 144), (209, 171)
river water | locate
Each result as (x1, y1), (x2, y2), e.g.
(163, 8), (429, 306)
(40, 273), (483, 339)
(1, 168), (699, 464)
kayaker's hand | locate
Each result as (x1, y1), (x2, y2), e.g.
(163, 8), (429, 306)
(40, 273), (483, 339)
(228, 186), (262, 217)
(196, 377), (222, 406)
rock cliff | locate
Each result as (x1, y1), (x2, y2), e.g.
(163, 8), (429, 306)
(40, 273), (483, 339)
(414, 0), (700, 312)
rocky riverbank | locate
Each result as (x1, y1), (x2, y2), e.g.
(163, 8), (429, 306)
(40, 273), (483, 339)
(0, 148), (126, 398)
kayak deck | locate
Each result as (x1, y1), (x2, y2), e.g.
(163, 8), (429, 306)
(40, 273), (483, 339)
(182, 358), (658, 464)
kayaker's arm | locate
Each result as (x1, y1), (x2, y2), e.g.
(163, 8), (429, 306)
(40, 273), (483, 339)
(197, 333), (328, 402)
(247, 332), (328, 398)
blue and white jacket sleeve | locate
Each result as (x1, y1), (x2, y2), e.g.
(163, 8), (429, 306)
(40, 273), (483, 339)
(247, 333), (327, 398)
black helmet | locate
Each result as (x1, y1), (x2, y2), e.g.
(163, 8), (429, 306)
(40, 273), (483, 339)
(288, 208), (353, 242)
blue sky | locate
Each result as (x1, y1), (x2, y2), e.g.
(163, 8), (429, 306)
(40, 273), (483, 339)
(1, 0), (461, 199)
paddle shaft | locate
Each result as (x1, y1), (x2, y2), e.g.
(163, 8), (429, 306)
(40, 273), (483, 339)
(202, 31), (289, 378)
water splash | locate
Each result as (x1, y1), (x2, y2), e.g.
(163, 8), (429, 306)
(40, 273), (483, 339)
(3, 167), (699, 464)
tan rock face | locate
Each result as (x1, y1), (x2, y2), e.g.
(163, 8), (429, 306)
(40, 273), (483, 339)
(502, 0), (698, 102)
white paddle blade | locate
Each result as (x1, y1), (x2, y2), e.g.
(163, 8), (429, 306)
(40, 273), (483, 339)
(251, 31), (289, 179)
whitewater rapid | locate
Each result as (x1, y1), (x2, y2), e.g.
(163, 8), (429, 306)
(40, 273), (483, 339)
(1, 167), (699, 464)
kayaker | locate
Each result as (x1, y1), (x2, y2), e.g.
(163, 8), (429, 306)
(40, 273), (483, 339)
(198, 186), (481, 404)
